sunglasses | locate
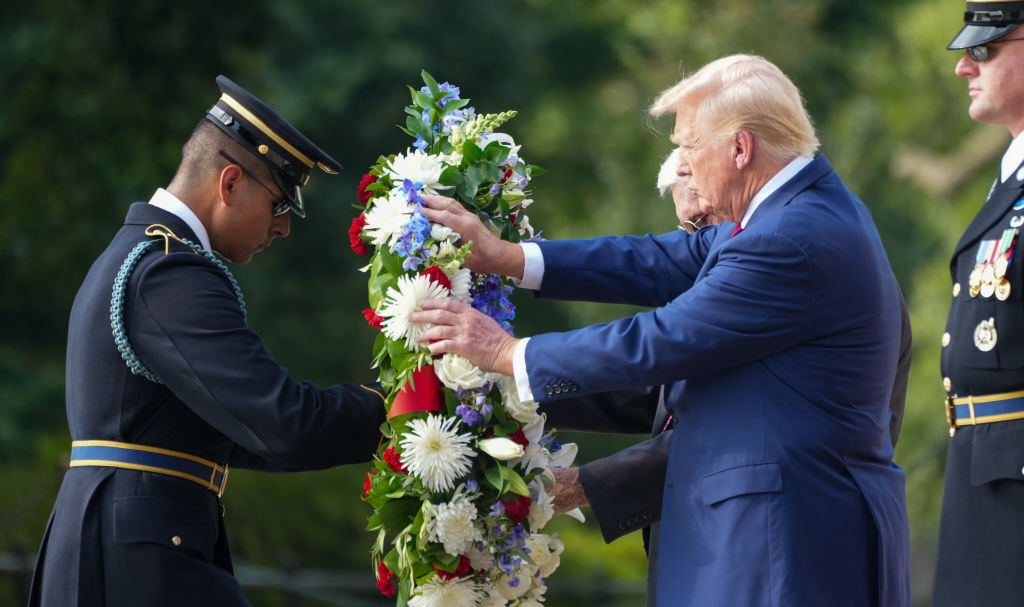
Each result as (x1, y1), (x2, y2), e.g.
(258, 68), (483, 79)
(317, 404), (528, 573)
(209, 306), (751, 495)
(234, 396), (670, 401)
(219, 151), (302, 218)
(967, 36), (1024, 61)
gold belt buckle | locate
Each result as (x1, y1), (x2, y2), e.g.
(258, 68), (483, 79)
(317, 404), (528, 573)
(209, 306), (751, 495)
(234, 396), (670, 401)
(946, 395), (957, 437)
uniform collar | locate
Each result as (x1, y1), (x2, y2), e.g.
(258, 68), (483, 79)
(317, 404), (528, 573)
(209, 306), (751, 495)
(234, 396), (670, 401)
(1001, 132), (1024, 183)
(148, 188), (212, 253)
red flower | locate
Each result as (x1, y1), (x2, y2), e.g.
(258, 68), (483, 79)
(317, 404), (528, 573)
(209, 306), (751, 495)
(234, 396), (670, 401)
(362, 308), (385, 330)
(383, 446), (408, 473)
(509, 428), (529, 447)
(349, 214), (370, 256)
(357, 173), (378, 205)
(420, 266), (451, 290)
(501, 494), (532, 524)
(375, 561), (397, 597)
(434, 555), (472, 580)
(363, 470), (376, 498)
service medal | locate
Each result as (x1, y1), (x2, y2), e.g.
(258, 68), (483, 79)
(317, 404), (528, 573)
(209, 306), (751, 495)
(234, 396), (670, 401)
(996, 278), (1012, 301)
(994, 255), (1009, 279)
(974, 317), (998, 352)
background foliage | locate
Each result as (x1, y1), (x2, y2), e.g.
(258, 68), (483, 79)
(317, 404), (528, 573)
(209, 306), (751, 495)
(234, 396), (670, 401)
(0, 1), (991, 605)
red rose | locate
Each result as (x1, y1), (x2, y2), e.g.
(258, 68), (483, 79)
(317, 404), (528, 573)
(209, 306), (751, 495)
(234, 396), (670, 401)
(375, 561), (397, 597)
(383, 446), (408, 473)
(501, 494), (532, 524)
(434, 555), (472, 580)
(363, 470), (376, 498)
(357, 173), (378, 205)
(349, 214), (370, 256)
(509, 428), (529, 447)
(362, 308), (385, 330)
(420, 266), (452, 290)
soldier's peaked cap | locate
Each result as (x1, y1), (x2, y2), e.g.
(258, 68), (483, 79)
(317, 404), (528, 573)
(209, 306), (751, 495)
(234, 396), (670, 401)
(949, 1), (1024, 49)
(205, 75), (341, 191)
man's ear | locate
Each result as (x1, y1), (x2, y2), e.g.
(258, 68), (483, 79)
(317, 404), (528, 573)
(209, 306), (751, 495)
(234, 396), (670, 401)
(219, 164), (244, 206)
(733, 130), (755, 169)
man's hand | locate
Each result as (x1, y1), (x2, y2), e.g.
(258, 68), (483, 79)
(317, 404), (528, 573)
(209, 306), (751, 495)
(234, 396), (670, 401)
(420, 194), (526, 279)
(412, 298), (519, 376)
(549, 467), (590, 512)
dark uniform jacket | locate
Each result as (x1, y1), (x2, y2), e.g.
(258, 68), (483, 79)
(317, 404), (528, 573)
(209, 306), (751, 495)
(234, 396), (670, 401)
(934, 165), (1024, 606)
(29, 202), (385, 607)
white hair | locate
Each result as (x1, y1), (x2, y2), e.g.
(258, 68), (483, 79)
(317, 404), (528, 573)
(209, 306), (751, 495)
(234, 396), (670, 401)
(656, 148), (680, 196)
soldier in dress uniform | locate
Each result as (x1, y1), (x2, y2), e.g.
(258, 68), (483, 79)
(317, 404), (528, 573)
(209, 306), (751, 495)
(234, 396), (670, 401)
(27, 75), (386, 607)
(934, 3), (1024, 605)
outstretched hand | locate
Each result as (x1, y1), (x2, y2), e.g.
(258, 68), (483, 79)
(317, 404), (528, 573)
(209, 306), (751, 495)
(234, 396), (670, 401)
(420, 194), (526, 279)
(412, 298), (520, 376)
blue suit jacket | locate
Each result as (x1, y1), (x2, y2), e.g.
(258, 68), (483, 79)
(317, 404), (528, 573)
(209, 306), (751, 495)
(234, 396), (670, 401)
(526, 156), (910, 607)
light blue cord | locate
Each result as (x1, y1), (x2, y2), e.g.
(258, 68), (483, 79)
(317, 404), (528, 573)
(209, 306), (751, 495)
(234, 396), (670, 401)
(109, 236), (246, 383)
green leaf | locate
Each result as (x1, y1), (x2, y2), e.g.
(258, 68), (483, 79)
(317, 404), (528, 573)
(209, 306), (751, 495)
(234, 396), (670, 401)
(378, 497), (422, 532)
(501, 467), (531, 497)
(483, 463), (507, 493)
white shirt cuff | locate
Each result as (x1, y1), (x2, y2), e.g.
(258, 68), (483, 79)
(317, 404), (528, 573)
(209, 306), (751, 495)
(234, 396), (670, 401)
(516, 242), (545, 290)
(512, 337), (535, 403)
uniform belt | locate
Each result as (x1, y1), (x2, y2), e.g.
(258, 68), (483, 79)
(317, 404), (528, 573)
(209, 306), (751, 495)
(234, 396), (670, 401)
(945, 389), (1024, 436)
(69, 440), (229, 496)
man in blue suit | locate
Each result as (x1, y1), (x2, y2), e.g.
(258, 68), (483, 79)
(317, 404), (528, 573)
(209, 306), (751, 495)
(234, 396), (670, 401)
(28, 75), (385, 606)
(413, 54), (910, 607)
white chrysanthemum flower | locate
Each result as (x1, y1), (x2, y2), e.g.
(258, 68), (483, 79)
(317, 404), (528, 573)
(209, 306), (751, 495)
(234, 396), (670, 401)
(499, 376), (538, 424)
(478, 437), (525, 461)
(444, 267), (473, 303)
(435, 353), (490, 391)
(475, 590), (507, 607)
(428, 490), (483, 556)
(408, 576), (482, 607)
(379, 274), (450, 350)
(527, 480), (554, 530)
(386, 149), (447, 195)
(363, 189), (415, 248)
(400, 414), (475, 493)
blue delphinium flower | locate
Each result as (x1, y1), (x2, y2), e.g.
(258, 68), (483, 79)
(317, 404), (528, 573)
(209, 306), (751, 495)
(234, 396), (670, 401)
(471, 273), (516, 333)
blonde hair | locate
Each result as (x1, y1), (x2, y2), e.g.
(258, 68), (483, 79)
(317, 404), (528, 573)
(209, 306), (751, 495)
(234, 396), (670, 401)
(649, 55), (819, 166)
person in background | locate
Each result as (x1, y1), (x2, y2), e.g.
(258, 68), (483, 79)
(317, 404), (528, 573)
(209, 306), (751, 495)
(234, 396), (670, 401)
(413, 54), (910, 607)
(933, 3), (1024, 605)
(28, 75), (385, 607)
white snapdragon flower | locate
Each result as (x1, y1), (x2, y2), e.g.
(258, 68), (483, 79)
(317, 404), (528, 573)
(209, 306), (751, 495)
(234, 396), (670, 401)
(386, 149), (448, 194)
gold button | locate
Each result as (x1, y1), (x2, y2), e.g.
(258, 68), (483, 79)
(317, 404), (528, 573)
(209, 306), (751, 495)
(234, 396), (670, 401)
(171, 535), (182, 546)
(953, 282), (961, 297)
(943, 377), (952, 392)
(942, 332), (951, 347)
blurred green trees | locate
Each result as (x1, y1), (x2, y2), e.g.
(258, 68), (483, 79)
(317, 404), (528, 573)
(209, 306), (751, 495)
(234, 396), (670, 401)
(0, 0), (988, 604)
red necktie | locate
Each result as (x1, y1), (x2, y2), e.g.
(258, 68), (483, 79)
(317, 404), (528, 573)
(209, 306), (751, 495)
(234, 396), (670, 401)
(730, 224), (743, 237)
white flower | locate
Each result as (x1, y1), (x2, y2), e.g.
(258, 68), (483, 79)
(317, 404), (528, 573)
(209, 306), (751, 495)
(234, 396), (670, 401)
(386, 149), (447, 194)
(428, 490), (483, 556)
(499, 376), (538, 424)
(408, 576), (482, 607)
(478, 437), (525, 461)
(445, 267), (473, 304)
(492, 570), (533, 601)
(400, 414), (475, 493)
(516, 215), (535, 239)
(467, 542), (495, 572)
(536, 535), (564, 578)
(435, 353), (490, 391)
(476, 590), (507, 607)
(527, 480), (554, 530)
(431, 222), (460, 244)
(379, 274), (450, 350)
(363, 189), (414, 248)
